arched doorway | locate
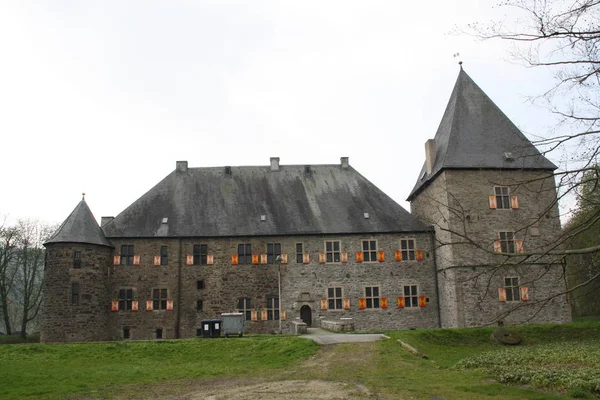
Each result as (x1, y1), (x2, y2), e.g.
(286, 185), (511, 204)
(300, 305), (312, 326)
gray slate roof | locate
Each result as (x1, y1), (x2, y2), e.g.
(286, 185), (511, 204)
(407, 68), (556, 201)
(102, 164), (430, 238)
(45, 200), (113, 247)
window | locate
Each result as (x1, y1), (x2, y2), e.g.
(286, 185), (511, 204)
(362, 240), (377, 262)
(237, 244), (252, 265)
(403, 285), (419, 308)
(499, 231), (516, 253)
(123, 328), (130, 339)
(495, 187), (511, 209)
(237, 298), (252, 321)
(296, 243), (304, 263)
(196, 328), (202, 337)
(160, 246), (168, 265)
(73, 251), (82, 269)
(71, 283), (80, 305)
(267, 297), (279, 320)
(400, 239), (416, 261)
(197, 280), (205, 290)
(505, 277), (521, 301)
(152, 288), (168, 310)
(120, 245), (134, 266)
(196, 300), (203, 311)
(325, 240), (341, 263)
(327, 287), (343, 310)
(156, 328), (163, 339)
(118, 289), (133, 311)
(267, 243), (281, 264)
(365, 286), (380, 309)
(193, 244), (208, 265)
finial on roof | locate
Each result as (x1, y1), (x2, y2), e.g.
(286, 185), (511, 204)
(459, 61), (463, 69)
(82, 192), (86, 200)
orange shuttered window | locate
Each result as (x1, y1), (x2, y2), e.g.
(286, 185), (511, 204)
(489, 195), (497, 209)
(381, 297), (388, 309)
(252, 254), (259, 265)
(113, 256), (120, 265)
(515, 240), (524, 253)
(340, 252), (349, 263)
(320, 299), (328, 310)
(355, 252), (363, 263)
(343, 298), (351, 310)
(146, 300), (153, 311)
(281, 310), (286, 320)
(133, 255), (141, 265)
(131, 301), (139, 311)
(498, 288), (507, 302)
(419, 296), (427, 307)
(231, 254), (239, 265)
(280, 254), (288, 264)
(511, 195), (519, 209)
(154, 256), (161, 266)
(520, 287), (529, 301)
(397, 297), (405, 308)
(260, 254), (268, 264)
(302, 253), (310, 264)
(319, 253), (327, 263)
(111, 301), (119, 312)
(186, 255), (193, 265)
(207, 254), (214, 265)
(494, 241), (502, 253)
(394, 250), (402, 261)
(416, 250), (424, 261)
(377, 251), (385, 262)
(358, 298), (366, 309)
(251, 310), (258, 321)
(167, 300), (174, 311)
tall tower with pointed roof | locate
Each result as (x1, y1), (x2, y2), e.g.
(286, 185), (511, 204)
(408, 67), (571, 327)
(42, 198), (114, 342)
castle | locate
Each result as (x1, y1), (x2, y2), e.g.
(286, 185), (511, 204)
(41, 68), (571, 342)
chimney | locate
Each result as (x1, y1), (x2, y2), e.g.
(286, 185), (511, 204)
(176, 161), (188, 172)
(425, 139), (436, 174)
(225, 166), (232, 177)
(101, 216), (114, 227)
(270, 157), (280, 171)
(340, 157), (349, 169)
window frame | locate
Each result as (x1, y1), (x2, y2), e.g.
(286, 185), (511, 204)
(120, 245), (134, 266)
(499, 231), (516, 253)
(327, 287), (343, 310)
(494, 186), (511, 209)
(361, 240), (377, 262)
(193, 244), (208, 265)
(295, 243), (304, 264)
(196, 299), (203, 311)
(152, 288), (168, 310)
(197, 280), (205, 290)
(267, 297), (279, 320)
(118, 288), (134, 311)
(403, 284), (419, 308)
(325, 240), (341, 263)
(505, 277), (521, 302)
(364, 286), (380, 309)
(400, 239), (416, 261)
(237, 243), (252, 265)
(160, 246), (168, 265)
(72, 251), (82, 269)
(266, 243), (282, 264)
(71, 282), (80, 305)
(237, 297), (252, 321)
(155, 328), (164, 339)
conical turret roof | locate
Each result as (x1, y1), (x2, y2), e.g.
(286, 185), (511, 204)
(407, 68), (556, 200)
(45, 199), (113, 247)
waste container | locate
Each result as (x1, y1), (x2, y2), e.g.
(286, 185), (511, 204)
(221, 313), (245, 337)
(211, 319), (222, 338)
(200, 319), (213, 338)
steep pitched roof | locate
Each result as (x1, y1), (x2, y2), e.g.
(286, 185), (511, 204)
(45, 200), (113, 247)
(407, 68), (556, 201)
(102, 163), (430, 238)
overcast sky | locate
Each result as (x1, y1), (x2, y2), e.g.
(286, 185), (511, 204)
(0, 1), (563, 226)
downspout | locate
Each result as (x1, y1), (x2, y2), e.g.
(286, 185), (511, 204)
(175, 238), (182, 338)
(430, 229), (442, 328)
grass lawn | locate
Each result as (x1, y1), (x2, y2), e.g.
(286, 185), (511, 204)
(1, 321), (600, 399)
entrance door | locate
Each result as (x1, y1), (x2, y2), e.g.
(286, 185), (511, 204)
(300, 305), (312, 327)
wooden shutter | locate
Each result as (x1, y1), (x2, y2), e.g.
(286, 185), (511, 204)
(167, 300), (174, 311)
(207, 254), (214, 265)
(343, 298), (351, 310)
(302, 253), (310, 264)
(146, 300), (153, 311)
(340, 252), (349, 263)
(355, 252), (364, 263)
(515, 240), (524, 253)
(489, 195), (497, 209)
(260, 254), (268, 264)
(111, 300), (119, 312)
(132, 301), (139, 311)
(133, 255), (141, 265)
(186, 255), (193, 265)
(493, 241), (502, 253)
(520, 287), (529, 301)
(358, 298), (366, 309)
(397, 297), (405, 308)
(154, 256), (161, 266)
(113, 255), (120, 265)
(319, 253), (326, 263)
(498, 288), (507, 302)
(381, 297), (388, 309)
(260, 310), (268, 321)
(281, 254), (288, 264)
(416, 250), (424, 261)
(281, 310), (286, 320)
(251, 310), (258, 321)
(377, 251), (385, 262)
(252, 254), (259, 265)
(419, 296), (427, 307)
(394, 250), (402, 261)
(231, 254), (239, 265)
(320, 299), (328, 310)
(511, 195), (519, 209)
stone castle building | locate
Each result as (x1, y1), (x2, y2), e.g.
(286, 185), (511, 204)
(41, 68), (571, 342)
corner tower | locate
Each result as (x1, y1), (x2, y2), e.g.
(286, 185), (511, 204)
(408, 67), (571, 327)
(42, 197), (114, 342)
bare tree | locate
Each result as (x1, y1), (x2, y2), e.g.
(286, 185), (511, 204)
(0, 221), (18, 334)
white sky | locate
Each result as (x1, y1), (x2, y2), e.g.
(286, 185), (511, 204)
(0, 1), (564, 226)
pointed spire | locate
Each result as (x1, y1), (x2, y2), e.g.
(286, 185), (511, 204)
(407, 68), (556, 200)
(45, 199), (113, 247)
